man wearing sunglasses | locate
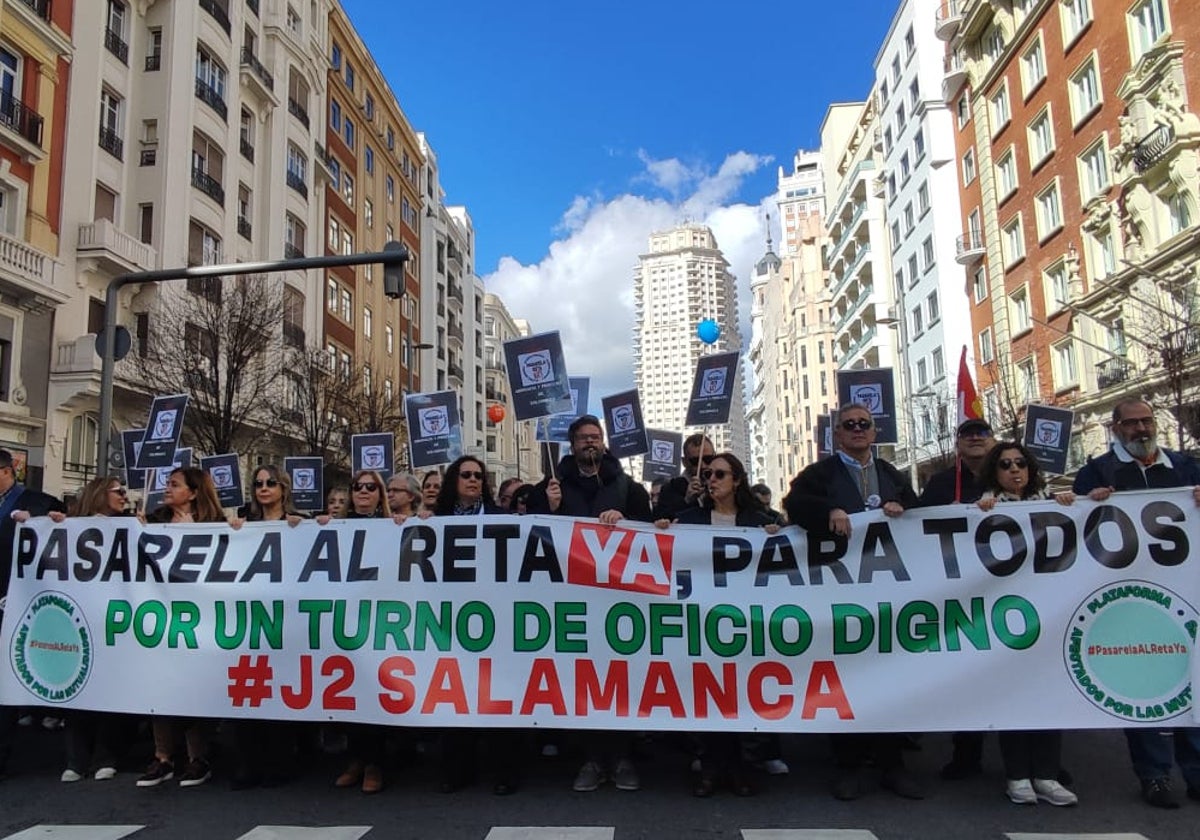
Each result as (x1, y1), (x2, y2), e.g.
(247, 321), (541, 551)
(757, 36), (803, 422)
(919, 419), (996, 508)
(1073, 398), (1200, 809)
(0, 449), (66, 779)
(782, 404), (922, 801)
(652, 432), (714, 520)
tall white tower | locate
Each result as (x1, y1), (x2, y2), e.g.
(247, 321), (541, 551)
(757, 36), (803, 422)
(633, 224), (748, 462)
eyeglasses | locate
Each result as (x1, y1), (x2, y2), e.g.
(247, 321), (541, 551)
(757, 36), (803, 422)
(253, 479), (279, 488)
(109, 487), (128, 496)
(459, 470), (484, 480)
(841, 419), (873, 431)
(1118, 416), (1156, 429)
(998, 458), (1028, 470)
(685, 454), (716, 466)
(574, 434), (603, 443)
(352, 482), (379, 492)
(700, 469), (731, 481)
(387, 485), (409, 494)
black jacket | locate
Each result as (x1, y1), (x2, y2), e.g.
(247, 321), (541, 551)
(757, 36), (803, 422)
(675, 505), (777, 528)
(783, 454), (917, 535)
(653, 474), (700, 520)
(0, 487), (66, 599)
(918, 461), (986, 507)
(527, 452), (652, 522)
(1073, 448), (1200, 494)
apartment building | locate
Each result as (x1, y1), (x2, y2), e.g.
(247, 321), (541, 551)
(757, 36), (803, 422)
(482, 293), (539, 484)
(941, 0), (1199, 458)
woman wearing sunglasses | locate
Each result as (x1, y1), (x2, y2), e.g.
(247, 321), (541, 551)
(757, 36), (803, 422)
(656, 453), (778, 797)
(977, 442), (1079, 807)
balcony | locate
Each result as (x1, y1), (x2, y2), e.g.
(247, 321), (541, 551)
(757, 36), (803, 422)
(237, 216), (252, 240)
(1132, 124), (1175, 174)
(286, 170), (308, 198)
(313, 141), (336, 182)
(934, 1), (962, 41)
(0, 232), (68, 310)
(239, 47), (276, 100)
(447, 362), (464, 382)
(448, 281), (464, 304)
(0, 89), (45, 155)
(199, 0), (232, 36)
(239, 137), (254, 162)
(942, 52), (967, 103)
(98, 126), (123, 160)
(955, 230), (985, 265)
(191, 166), (225, 204)
(104, 28), (129, 64)
(1095, 358), (1131, 391)
(447, 320), (464, 343)
(194, 78), (228, 121)
(247, 0), (260, 16)
(283, 321), (304, 348)
(287, 97), (310, 129)
(284, 242), (304, 259)
(76, 218), (156, 275)
(145, 53), (161, 71)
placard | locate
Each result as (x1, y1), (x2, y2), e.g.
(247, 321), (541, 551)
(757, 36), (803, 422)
(285, 457), (325, 513)
(405, 391), (463, 469)
(643, 429), (683, 482)
(836, 368), (898, 444)
(601, 389), (648, 459)
(137, 394), (189, 468)
(201, 453), (244, 510)
(1023, 404), (1075, 475)
(503, 331), (572, 420)
(352, 433), (395, 481)
(684, 352), (740, 426)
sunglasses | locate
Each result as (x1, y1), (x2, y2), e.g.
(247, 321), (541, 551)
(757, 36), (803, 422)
(352, 482), (379, 492)
(459, 470), (485, 480)
(998, 458), (1028, 470)
(700, 469), (732, 481)
(685, 454), (716, 465)
(841, 419), (873, 431)
(253, 479), (279, 488)
(109, 487), (128, 496)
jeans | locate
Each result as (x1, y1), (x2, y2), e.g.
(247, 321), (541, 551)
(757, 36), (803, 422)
(1125, 728), (1200, 787)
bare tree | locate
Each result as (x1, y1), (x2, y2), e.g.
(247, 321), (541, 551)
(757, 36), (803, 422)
(980, 344), (1028, 441)
(276, 345), (358, 468)
(344, 352), (409, 471)
(130, 274), (285, 456)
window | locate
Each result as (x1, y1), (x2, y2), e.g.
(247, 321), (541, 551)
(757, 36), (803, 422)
(900, 153), (911, 183)
(1054, 341), (1078, 388)
(907, 254), (919, 286)
(921, 235), (934, 270)
(908, 79), (919, 111)
(911, 304), (924, 337)
(1028, 108), (1055, 167)
(984, 24), (1006, 61)
(195, 47), (227, 100)
(386, 126), (394, 150)
(284, 213), (305, 255)
(99, 89), (123, 157)
(364, 94), (374, 121)
(1044, 261), (1070, 312)
(890, 220), (902, 251)
(1018, 357), (1038, 400)
(927, 290), (940, 324)
(979, 327), (994, 364)
(146, 28), (162, 69)
(94, 183), (116, 222)
(917, 183), (929, 216)
(913, 128), (925, 160)
(1090, 226), (1118, 278)
(916, 358), (928, 389)
(1070, 57), (1101, 124)
(894, 268), (905, 294)
(962, 148), (976, 185)
(990, 83), (1011, 133)
(904, 26), (915, 60)
(385, 175), (394, 203)
(385, 324), (394, 355)
(343, 117), (355, 149)
(138, 203), (153, 244)
(1036, 181), (1063, 239)
(327, 216), (339, 249)
(973, 266), (988, 303)
(1021, 37), (1046, 97)
(364, 145), (374, 174)
(341, 228), (353, 256)
(188, 220), (222, 266)
(340, 287), (352, 322)
(1011, 287), (1032, 333)
(996, 149), (1018, 199)
(895, 103), (906, 131)
(891, 55), (901, 85)
(1062, 0), (1092, 46)
(932, 347), (945, 379)
(329, 100), (341, 132)
(1129, 0), (1169, 61)
(1165, 188), (1192, 236)
(342, 172), (354, 206)
(363, 306), (372, 339)
(956, 95), (970, 128)
(286, 143), (306, 184)
(364, 198), (373, 228)
(330, 43), (341, 70)
(903, 202), (914, 234)
(883, 127), (893, 153)
(344, 60), (355, 91)
(1003, 216), (1025, 266)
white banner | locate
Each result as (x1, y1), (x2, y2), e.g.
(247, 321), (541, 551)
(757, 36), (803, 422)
(3, 488), (1199, 732)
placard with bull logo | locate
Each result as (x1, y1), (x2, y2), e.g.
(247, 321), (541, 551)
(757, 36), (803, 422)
(201, 453), (244, 510)
(143, 447), (192, 514)
(816, 413), (834, 458)
(352, 433), (395, 481)
(537, 377), (590, 443)
(685, 351), (740, 426)
(503, 332), (573, 420)
(137, 394), (189, 469)
(1023, 403), (1074, 474)
(405, 390), (463, 469)
(643, 428), (683, 482)
(120, 429), (147, 491)
(836, 368), (898, 444)
(285, 457), (325, 512)
(601, 389), (648, 458)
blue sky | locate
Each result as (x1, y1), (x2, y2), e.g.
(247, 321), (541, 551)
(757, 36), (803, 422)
(342, 0), (896, 395)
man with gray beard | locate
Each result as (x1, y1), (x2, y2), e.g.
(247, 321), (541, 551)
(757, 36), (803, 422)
(1073, 398), (1200, 809)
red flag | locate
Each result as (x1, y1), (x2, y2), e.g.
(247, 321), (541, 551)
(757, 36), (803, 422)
(957, 346), (983, 425)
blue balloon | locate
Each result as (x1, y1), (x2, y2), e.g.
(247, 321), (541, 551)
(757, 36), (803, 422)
(697, 319), (720, 344)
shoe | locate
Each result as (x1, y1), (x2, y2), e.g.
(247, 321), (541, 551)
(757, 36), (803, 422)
(572, 760), (605, 792)
(1033, 778), (1078, 806)
(178, 758), (211, 788)
(1142, 777), (1179, 809)
(941, 758), (982, 780)
(613, 758), (640, 791)
(42, 716), (64, 731)
(335, 760), (364, 788)
(832, 770), (862, 801)
(60, 769), (83, 783)
(760, 758), (789, 776)
(93, 767), (116, 781)
(692, 777), (716, 798)
(136, 759), (174, 788)
(881, 766), (925, 800)
(1006, 778), (1036, 804)
(361, 764), (383, 794)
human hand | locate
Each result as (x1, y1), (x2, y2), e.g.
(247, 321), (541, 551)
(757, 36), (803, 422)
(828, 508), (850, 536)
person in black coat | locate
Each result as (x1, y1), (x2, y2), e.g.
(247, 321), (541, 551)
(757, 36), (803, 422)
(0, 449), (66, 779)
(652, 433), (714, 521)
(783, 404), (922, 802)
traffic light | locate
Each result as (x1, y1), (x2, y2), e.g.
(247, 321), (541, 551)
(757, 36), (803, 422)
(382, 240), (408, 299)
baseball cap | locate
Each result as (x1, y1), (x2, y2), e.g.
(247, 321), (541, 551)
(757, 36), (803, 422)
(956, 419), (993, 437)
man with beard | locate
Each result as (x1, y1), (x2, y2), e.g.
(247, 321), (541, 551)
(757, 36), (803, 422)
(526, 415), (652, 792)
(652, 432), (714, 520)
(1074, 398), (1200, 809)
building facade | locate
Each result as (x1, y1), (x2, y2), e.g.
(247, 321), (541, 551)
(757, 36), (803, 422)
(482, 293), (539, 484)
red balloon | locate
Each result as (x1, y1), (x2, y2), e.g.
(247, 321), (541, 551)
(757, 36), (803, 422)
(487, 403), (505, 423)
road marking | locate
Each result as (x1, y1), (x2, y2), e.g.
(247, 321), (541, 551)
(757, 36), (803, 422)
(234, 830), (371, 840)
(484, 830), (615, 840)
(2, 828), (144, 840)
(1006, 835), (1151, 840)
(742, 832), (880, 840)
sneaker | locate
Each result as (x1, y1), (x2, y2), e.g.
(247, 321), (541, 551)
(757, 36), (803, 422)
(1142, 777), (1179, 809)
(60, 769), (83, 783)
(760, 758), (790, 776)
(1033, 778), (1078, 806)
(93, 767), (117, 781)
(613, 758), (640, 791)
(572, 760), (605, 792)
(136, 759), (175, 788)
(1006, 778), (1036, 804)
(178, 758), (211, 788)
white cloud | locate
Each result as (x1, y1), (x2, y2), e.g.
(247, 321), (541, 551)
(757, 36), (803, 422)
(485, 152), (775, 404)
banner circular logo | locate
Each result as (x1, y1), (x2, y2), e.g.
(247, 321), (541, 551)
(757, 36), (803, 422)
(1064, 581), (1196, 722)
(9, 591), (92, 704)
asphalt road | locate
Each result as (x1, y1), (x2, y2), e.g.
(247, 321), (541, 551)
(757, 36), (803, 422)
(1, 724), (1197, 839)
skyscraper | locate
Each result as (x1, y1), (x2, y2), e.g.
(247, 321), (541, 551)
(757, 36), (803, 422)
(633, 224), (748, 463)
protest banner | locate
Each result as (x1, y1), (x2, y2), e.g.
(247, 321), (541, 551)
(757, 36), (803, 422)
(405, 391), (463, 469)
(601, 389), (648, 459)
(285, 458), (325, 513)
(3, 489), (1198, 733)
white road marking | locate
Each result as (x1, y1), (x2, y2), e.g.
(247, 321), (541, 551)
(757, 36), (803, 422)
(234, 829), (371, 840)
(484, 830), (615, 840)
(2, 828), (144, 840)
